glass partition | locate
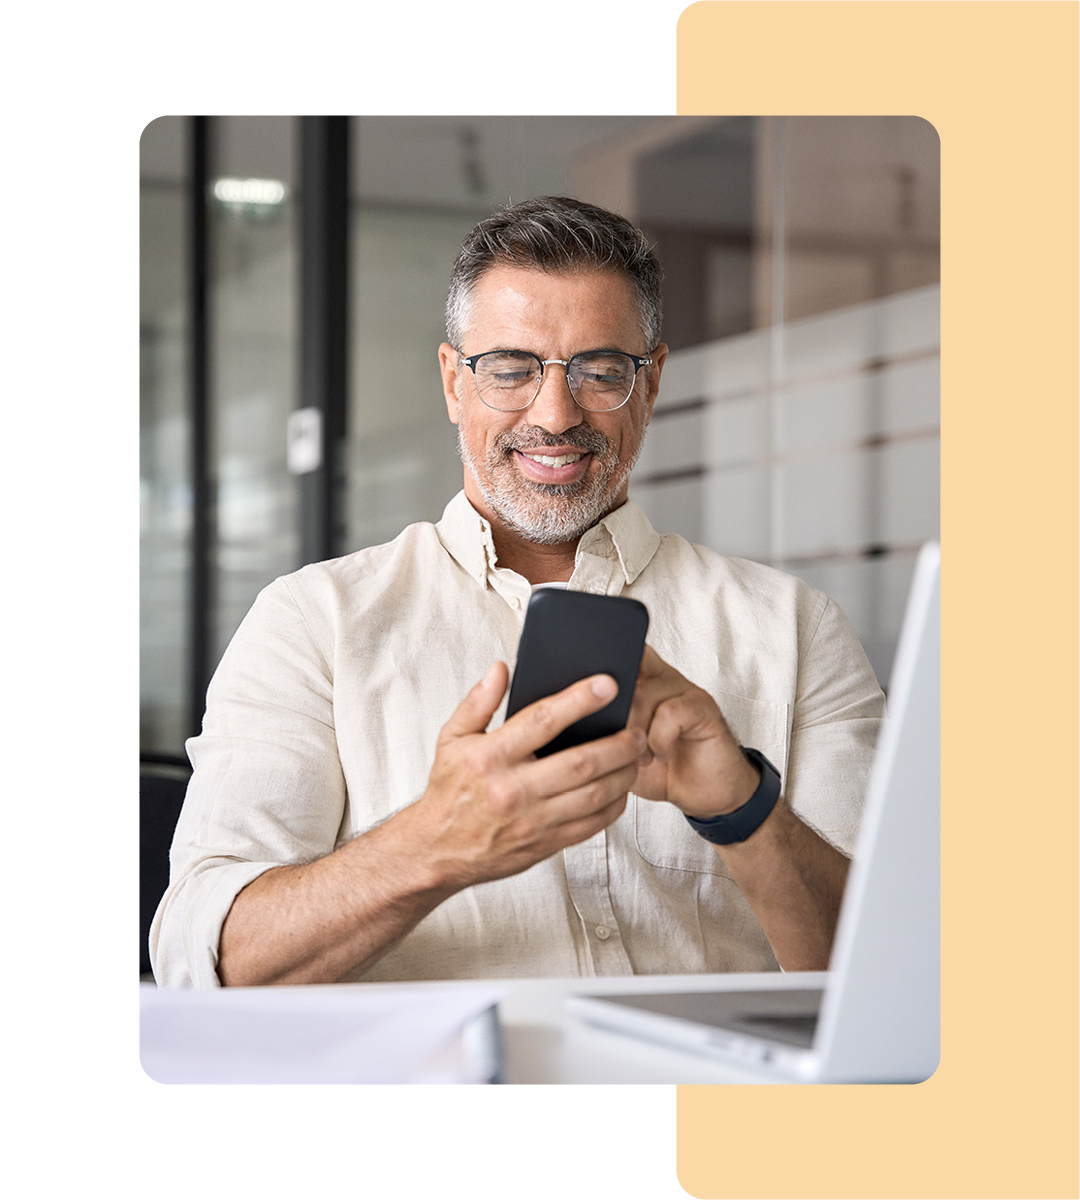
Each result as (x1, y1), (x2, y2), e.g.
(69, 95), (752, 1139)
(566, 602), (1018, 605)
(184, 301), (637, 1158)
(140, 116), (190, 754)
(140, 114), (939, 752)
(208, 116), (300, 664)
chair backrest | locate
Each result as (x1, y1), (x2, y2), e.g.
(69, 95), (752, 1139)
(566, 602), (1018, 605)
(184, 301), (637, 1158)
(139, 756), (191, 977)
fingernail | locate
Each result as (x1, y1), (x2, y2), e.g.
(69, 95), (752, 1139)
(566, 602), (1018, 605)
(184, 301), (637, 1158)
(591, 674), (618, 700)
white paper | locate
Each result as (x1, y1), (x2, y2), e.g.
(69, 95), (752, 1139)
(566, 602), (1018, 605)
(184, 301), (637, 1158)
(140, 983), (505, 1084)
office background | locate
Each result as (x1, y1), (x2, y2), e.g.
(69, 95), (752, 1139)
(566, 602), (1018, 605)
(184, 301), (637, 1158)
(140, 114), (940, 763)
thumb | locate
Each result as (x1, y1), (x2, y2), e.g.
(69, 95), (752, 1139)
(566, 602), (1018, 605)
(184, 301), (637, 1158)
(440, 662), (509, 740)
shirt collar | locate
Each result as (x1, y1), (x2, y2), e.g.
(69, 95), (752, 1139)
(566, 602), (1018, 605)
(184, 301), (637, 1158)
(435, 489), (662, 591)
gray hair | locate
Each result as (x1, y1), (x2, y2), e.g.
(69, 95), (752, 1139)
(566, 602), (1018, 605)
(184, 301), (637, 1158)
(445, 196), (663, 352)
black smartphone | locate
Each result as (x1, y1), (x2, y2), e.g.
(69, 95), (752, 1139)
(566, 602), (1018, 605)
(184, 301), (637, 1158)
(505, 590), (650, 757)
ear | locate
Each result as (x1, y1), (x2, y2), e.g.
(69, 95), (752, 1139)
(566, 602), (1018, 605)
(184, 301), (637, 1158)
(439, 343), (464, 425)
(642, 343), (668, 427)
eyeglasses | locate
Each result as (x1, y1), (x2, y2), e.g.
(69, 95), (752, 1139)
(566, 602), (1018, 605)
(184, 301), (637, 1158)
(460, 348), (653, 413)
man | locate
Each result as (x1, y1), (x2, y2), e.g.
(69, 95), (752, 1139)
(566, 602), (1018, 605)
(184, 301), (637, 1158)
(151, 196), (883, 989)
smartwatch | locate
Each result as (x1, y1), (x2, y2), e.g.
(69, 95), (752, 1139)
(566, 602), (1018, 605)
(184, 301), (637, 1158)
(684, 747), (782, 845)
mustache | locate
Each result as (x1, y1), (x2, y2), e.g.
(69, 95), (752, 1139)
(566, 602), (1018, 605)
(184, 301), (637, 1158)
(493, 424), (611, 457)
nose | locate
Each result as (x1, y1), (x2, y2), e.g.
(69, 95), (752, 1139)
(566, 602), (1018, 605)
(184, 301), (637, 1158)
(528, 360), (581, 434)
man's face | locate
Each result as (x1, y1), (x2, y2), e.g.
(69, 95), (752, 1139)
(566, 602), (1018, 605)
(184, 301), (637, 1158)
(439, 265), (667, 545)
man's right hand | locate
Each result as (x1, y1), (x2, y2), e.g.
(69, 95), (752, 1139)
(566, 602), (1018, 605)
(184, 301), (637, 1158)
(218, 661), (644, 986)
(407, 661), (646, 890)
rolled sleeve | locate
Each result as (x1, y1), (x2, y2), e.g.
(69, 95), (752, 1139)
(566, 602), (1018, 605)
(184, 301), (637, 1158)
(149, 578), (347, 988)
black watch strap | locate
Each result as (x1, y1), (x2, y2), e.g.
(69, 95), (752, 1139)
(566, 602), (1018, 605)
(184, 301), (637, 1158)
(684, 747), (782, 845)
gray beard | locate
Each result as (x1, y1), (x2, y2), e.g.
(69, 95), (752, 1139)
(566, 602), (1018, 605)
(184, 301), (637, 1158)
(457, 423), (642, 545)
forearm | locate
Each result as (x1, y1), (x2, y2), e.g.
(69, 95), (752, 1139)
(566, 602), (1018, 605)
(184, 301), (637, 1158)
(712, 802), (849, 972)
(217, 805), (459, 987)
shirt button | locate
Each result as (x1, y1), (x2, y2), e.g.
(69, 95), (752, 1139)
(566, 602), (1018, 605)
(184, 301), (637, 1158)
(594, 925), (611, 941)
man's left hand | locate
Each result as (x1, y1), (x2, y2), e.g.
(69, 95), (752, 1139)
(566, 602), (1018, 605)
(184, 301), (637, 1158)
(627, 645), (761, 820)
(627, 644), (851, 971)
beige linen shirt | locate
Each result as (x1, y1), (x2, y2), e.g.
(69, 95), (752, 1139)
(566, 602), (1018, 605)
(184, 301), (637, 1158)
(151, 491), (884, 989)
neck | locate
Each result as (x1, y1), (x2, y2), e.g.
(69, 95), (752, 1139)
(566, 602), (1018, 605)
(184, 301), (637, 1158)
(488, 524), (579, 584)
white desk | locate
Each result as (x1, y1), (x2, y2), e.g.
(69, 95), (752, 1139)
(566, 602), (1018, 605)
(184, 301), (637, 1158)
(142, 973), (820, 1085)
(492, 972), (818, 1084)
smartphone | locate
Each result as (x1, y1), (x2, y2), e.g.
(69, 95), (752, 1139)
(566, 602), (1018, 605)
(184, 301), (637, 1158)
(505, 589), (650, 757)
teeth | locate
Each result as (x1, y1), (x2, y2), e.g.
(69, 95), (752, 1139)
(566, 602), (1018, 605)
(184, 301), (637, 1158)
(525, 452), (583, 467)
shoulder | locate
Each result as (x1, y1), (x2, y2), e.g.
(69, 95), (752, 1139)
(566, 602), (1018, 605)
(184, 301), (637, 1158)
(278, 518), (443, 595)
(241, 519), (447, 645)
(650, 532), (827, 619)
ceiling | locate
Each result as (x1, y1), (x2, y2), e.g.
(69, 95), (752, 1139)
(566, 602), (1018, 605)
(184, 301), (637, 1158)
(139, 115), (667, 322)
(140, 115), (939, 331)
(140, 115), (658, 197)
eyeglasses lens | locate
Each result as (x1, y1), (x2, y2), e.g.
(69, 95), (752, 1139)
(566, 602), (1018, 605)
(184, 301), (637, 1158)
(472, 351), (636, 411)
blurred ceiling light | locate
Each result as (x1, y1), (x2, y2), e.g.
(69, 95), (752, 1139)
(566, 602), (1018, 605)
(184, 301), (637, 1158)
(213, 178), (287, 205)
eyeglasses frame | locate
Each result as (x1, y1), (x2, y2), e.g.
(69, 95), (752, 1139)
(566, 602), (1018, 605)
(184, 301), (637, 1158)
(459, 347), (654, 413)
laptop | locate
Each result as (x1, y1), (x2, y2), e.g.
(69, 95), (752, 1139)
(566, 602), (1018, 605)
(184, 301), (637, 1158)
(567, 541), (940, 1083)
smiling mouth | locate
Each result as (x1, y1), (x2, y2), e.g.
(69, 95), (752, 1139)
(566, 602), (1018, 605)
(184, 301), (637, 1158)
(520, 451), (585, 468)
(511, 447), (594, 488)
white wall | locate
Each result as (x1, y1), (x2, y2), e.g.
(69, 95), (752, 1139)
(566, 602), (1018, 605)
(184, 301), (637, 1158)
(632, 285), (940, 686)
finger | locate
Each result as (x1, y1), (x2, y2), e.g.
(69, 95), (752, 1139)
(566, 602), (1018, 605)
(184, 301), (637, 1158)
(644, 693), (702, 760)
(629, 664), (726, 760)
(539, 757), (640, 818)
(498, 672), (620, 758)
(517, 726), (646, 800)
(439, 662), (509, 741)
(647, 690), (738, 765)
(549, 789), (630, 848)
(627, 644), (684, 729)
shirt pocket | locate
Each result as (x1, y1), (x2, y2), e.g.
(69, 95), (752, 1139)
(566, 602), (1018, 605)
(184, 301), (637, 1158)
(632, 691), (790, 877)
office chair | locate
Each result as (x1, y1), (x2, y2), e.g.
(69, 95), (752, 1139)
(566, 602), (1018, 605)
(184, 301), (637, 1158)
(139, 754), (190, 979)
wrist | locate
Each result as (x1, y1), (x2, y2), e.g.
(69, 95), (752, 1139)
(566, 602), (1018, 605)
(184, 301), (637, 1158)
(678, 747), (762, 820)
(373, 800), (472, 899)
(684, 748), (782, 845)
